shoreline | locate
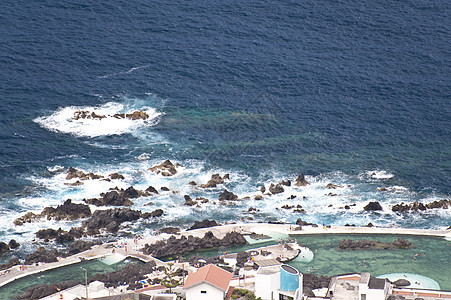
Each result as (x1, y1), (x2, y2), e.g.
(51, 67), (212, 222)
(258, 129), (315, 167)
(0, 223), (449, 290)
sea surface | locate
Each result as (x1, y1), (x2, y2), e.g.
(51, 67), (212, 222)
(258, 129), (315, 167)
(1, 0), (450, 259)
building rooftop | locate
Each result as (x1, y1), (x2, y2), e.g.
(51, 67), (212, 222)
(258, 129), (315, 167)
(331, 278), (359, 300)
(184, 264), (233, 292)
(369, 277), (387, 290)
(257, 265), (280, 275)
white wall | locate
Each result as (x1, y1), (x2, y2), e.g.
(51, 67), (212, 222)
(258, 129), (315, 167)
(186, 283), (224, 300)
(366, 288), (385, 300)
(254, 272), (280, 300)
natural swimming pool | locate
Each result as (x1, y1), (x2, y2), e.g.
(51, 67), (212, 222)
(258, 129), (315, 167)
(185, 232), (451, 290)
(0, 257), (139, 299)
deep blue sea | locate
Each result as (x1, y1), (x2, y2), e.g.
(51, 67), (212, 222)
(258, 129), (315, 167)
(0, 0), (450, 256)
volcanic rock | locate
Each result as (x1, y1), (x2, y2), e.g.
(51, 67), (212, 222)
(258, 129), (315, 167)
(392, 238), (411, 247)
(326, 183), (341, 189)
(149, 160), (178, 176)
(8, 239), (20, 249)
(338, 238), (412, 250)
(303, 273), (331, 290)
(126, 111), (149, 120)
(254, 195), (263, 200)
(142, 231), (246, 258)
(188, 219), (220, 230)
(295, 173), (309, 186)
(89, 261), (156, 288)
(109, 172), (125, 180)
(82, 208), (142, 235)
(14, 212), (40, 226)
(145, 186), (159, 194)
(66, 167), (104, 180)
(25, 246), (62, 264)
(0, 242), (10, 255)
(201, 174), (226, 188)
(393, 279), (410, 287)
(392, 199), (450, 212)
(280, 180), (291, 186)
(236, 251), (250, 267)
(296, 218), (316, 226)
(15, 200), (91, 225)
(41, 199), (92, 221)
(17, 280), (80, 300)
(219, 189), (238, 201)
(183, 195), (197, 206)
(67, 240), (100, 255)
(141, 209), (164, 218)
(0, 257), (20, 271)
(160, 227), (180, 234)
(364, 201), (383, 211)
(269, 183), (284, 194)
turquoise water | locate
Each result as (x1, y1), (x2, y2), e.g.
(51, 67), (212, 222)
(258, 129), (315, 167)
(0, 257), (139, 300)
(289, 234), (451, 291)
(184, 233), (451, 291)
(376, 273), (440, 290)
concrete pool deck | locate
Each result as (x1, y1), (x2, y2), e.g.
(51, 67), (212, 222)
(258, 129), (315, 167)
(0, 224), (449, 289)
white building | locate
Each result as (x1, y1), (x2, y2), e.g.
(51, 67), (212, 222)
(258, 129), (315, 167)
(183, 264), (233, 300)
(254, 261), (303, 300)
(324, 273), (392, 300)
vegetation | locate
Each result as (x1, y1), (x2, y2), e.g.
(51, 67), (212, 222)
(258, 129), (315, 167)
(231, 288), (262, 300)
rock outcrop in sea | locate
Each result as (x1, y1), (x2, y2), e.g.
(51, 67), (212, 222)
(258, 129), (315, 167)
(392, 199), (450, 212)
(149, 160), (179, 176)
(14, 199), (92, 225)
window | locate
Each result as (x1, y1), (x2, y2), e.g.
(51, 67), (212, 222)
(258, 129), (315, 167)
(201, 290), (207, 294)
(279, 294), (294, 300)
(361, 294), (366, 300)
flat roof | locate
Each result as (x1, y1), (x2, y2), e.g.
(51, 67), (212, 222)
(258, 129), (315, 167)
(369, 277), (387, 290)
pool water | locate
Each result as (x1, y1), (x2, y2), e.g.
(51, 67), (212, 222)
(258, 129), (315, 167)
(0, 257), (139, 299)
(288, 234), (451, 290)
(184, 233), (451, 290)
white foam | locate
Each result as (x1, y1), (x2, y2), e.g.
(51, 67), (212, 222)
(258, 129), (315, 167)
(35, 102), (162, 137)
(362, 170), (394, 179)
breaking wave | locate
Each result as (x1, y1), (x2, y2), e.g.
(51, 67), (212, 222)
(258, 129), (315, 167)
(35, 101), (162, 138)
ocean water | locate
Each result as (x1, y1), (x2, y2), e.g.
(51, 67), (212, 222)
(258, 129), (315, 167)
(0, 0), (450, 259)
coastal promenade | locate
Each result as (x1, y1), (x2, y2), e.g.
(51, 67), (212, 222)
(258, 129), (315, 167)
(0, 224), (449, 289)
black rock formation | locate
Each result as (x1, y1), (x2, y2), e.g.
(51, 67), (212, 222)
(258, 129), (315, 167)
(364, 201), (383, 211)
(142, 231), (246, 258)
(219, 189), (238, 201)
(188, 219), (220, 230)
